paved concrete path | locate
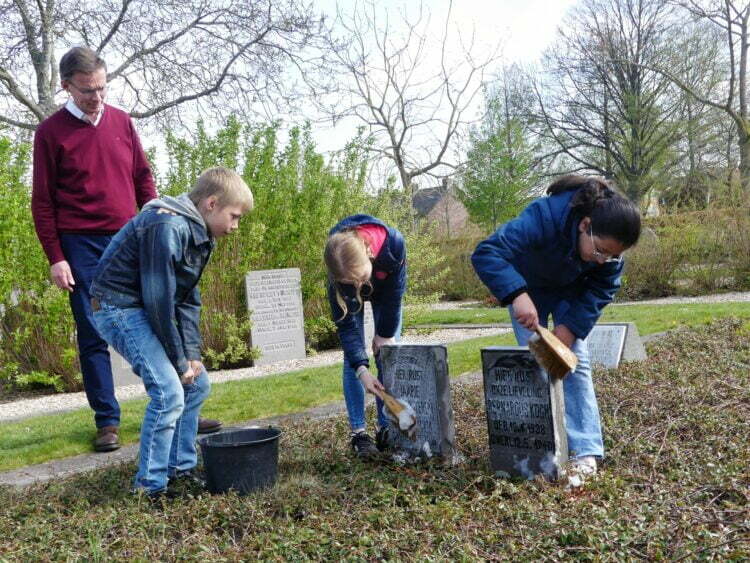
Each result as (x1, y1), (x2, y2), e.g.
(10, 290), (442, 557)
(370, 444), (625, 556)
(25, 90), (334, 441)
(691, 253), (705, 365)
(0, 327), (511, 423)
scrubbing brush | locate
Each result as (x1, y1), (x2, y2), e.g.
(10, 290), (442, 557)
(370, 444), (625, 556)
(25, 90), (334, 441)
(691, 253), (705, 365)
(373, 388), (418, 440)
(528, 325), (578, 379)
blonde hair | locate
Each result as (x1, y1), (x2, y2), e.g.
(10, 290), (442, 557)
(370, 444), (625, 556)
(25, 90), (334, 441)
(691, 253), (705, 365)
(324, 230), (373, 320)
(188, 167), (253, 212)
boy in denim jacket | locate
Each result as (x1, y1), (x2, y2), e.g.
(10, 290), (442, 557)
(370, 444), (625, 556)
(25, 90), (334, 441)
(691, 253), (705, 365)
(90, 167), (253, 498)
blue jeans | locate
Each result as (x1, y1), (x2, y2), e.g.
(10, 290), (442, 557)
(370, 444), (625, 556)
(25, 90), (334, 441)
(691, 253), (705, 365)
(60, 233), (119, 429)
(343, 304), (402, 432)
(509, 304), (604, 458)
(93, 303), (210, 494)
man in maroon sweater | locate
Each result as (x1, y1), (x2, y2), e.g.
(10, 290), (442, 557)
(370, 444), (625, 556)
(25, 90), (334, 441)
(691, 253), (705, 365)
(32, 47), (223, 452)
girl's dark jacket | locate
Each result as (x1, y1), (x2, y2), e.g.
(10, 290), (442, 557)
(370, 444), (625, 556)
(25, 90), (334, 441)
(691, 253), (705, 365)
(327, 215), (407, 370)
(471, 188), (623, 340)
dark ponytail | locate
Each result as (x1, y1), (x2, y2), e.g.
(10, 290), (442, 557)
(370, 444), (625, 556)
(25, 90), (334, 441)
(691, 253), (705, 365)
(547, 174), (641, 248)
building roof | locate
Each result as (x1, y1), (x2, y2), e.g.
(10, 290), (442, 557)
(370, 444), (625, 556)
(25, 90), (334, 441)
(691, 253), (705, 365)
(412, 187), (443, 216)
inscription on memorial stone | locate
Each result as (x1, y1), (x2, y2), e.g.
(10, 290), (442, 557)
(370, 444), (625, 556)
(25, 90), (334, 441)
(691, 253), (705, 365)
(380, 344), (456, 462)
(587, 322), (647, 368)
(481, 347), (567, 480)
(245, 268), (306, 365)
(587, 324), (627, 368)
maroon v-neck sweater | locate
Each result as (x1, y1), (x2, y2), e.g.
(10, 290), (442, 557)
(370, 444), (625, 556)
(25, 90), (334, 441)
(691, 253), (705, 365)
(31, 105), (157, 264)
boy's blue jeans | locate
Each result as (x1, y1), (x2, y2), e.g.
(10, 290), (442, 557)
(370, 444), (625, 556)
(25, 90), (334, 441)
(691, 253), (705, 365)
(509, 304), (604, 459)
(342, 304), (402, 432)
(93, 302), (210, 494)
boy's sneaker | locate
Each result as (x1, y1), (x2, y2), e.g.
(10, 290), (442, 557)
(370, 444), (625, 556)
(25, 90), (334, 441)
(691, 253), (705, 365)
(375, 426), (390, 452)
(169, 468), (206, 490)
(132, 487), (178, 505)
(350, 431), (378, 459)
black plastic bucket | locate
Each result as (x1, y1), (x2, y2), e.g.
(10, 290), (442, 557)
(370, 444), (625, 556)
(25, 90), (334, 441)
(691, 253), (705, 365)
(198, 427), (282, 495)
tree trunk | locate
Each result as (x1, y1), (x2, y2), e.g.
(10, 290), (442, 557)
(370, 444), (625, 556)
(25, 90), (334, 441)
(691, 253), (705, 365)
(738, 126), (750, 191)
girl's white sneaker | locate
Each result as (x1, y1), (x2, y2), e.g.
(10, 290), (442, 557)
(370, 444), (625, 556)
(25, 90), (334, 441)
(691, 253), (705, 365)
(566, 455), (598, 488)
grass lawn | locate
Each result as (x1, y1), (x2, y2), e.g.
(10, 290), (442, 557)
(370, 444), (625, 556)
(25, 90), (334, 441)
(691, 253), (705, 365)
(406, 301), (750, 334)
(0, 320), (747, 559)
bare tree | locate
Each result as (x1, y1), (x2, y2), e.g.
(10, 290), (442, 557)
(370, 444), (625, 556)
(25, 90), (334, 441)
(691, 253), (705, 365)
(0, 0), (328, 131)
(535, 0), (683, 203)
(667, 1), (750, 191)
(321, 1), (498, 196)
(663, 19), (734, 207)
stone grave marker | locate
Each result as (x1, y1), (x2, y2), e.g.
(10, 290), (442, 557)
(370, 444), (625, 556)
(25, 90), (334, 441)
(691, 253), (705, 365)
(110, 347), (139, 387)
(380, 344), (456, 463)
(245, 268), (306, 365)
(481, 347), (568, 480)
(587, 322), (647, 369)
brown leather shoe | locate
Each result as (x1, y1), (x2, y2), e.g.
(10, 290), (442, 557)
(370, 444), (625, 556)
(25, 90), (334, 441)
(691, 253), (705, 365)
(94, 425), (120, 452)
(197, 417), (222, 434)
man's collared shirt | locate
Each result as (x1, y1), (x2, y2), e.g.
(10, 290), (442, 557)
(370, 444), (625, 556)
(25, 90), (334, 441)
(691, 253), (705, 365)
(65, 98), (104, 126)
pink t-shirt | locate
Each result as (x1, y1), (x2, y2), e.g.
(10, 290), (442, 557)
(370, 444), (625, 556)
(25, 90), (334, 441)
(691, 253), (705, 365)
(356, 224), (388, 279)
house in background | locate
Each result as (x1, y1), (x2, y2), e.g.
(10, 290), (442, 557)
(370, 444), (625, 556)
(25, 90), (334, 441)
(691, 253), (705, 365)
(411, 179), (471, 237)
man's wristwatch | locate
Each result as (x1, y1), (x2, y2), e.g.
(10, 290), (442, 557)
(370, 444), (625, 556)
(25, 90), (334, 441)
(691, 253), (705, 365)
(355, 365), (369, 379)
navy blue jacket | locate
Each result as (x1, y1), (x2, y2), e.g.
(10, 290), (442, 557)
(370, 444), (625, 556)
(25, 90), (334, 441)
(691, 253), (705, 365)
(327, 215), (407, 370)
(471, 189), (623, 340)
(90, 196), (213, 375)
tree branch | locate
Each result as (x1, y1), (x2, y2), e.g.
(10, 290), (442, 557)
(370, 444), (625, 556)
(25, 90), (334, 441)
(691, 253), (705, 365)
(96, 0), (134, 53)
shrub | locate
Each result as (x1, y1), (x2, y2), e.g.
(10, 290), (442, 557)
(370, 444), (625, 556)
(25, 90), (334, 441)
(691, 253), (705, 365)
(0, 119), (449, 389)
(430, 234), (487, 301)
(162, 120), (446, 357)
(0, 133), (81, 391)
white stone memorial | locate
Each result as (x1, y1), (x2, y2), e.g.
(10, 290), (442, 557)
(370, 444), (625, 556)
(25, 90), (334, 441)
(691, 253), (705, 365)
(245, 268), (306, 365)
(587, 322), (646, 368)
(110, 347), (139, 387)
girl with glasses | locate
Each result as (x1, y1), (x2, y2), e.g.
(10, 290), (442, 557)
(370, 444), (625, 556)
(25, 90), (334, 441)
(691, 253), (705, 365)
(325, 215), (407, 458)
(472, 174), (641, 483)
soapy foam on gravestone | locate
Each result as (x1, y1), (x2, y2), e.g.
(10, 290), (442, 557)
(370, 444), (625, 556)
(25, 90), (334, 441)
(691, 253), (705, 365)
(396, 399), (417, 438)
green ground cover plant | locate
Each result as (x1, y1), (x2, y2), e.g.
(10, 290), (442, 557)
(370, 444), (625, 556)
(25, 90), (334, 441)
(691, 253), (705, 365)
(0, 320), (747, 559)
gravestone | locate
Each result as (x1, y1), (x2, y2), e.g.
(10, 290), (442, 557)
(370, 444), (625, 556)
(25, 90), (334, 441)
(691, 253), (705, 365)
(245, 268), (306, 365)
(380, 344), (456, 463)
(587, 322), (646, 369)
(481, 347), (568, 480)
(110, 347), (140, 387)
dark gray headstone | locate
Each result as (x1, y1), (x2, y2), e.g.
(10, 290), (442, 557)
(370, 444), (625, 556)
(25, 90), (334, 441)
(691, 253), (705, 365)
(380, 344), (456, 463)
(245, 268), (306, 365)
(110, 347), (139, 387)
(587, 322), (646, 368)
(481, 347), (568, 480)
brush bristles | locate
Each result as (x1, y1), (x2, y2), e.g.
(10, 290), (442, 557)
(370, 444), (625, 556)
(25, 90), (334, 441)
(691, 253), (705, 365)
(528, 334), (577, 379)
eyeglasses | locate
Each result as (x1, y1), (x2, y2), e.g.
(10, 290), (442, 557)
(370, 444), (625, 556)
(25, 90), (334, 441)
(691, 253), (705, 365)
(588, 228), (622, 263)
(68, 82), (107, 97)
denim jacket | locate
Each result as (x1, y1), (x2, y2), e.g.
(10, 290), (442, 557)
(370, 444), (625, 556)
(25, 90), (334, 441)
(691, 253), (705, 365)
(327, 215), (407, 370)
(90, 194), (214, 375)
(471, 188), (623, 340)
